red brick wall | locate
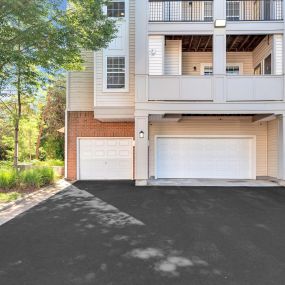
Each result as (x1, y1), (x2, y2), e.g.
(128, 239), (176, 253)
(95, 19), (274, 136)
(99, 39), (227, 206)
(67, 111), (135, 180)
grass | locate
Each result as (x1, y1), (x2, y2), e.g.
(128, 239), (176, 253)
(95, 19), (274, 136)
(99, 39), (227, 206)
(0, 167), (55, 191)
(0, 192), (21, 203)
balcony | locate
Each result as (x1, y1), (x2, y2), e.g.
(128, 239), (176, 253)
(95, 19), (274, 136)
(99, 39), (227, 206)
(149, 0), (213, 22)
(148, 75), (284, 101)
(226, 0), (283, 21)
(147, 34), (284, 102)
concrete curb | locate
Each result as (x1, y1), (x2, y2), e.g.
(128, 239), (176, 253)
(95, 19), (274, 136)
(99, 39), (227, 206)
(0, 179), (71, 213)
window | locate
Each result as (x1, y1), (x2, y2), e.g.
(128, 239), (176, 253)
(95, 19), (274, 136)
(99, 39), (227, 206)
(227, 1), (240, 21)
(226, 65), (240, 75)
(203, 66), (213, 75)
(107, 2), (125, 17)
(107, 57), (126, 89)
(204, 1), (213, 21)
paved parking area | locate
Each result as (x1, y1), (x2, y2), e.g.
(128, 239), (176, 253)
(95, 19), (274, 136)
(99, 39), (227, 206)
(0, 181), (285, 285)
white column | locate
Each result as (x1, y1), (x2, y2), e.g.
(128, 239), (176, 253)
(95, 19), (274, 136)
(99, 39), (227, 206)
(213, 30), (226, 103)
(214, 0), (226, 19)
(278, 114), (285, 180)
(135, 0), (149, 103)
(135, 116), (149, 185)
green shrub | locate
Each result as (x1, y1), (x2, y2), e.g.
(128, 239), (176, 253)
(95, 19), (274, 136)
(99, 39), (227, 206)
(0, 166), (54, 190)
(38, 167), (54, 185)
(0, 169), (17, 189)
(0, 192), (21, 203)
(19, 169), (43, 188)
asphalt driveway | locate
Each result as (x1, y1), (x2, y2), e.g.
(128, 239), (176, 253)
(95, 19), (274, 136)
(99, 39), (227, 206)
(0, 181), (285, 285)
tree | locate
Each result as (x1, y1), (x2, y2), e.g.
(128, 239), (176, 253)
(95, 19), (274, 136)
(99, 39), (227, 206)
(0, 0), (116, 167)
(36, 79), (66, 160)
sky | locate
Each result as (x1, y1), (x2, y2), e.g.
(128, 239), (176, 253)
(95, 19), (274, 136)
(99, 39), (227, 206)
(59, 0), (67, 10)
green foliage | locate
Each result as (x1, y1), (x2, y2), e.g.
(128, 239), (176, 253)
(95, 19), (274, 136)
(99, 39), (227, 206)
(0, 192), (21, 203)
(0, 169), (17, 189)
(42, 136), (64, 160)
(0, 167), (54, 190)
(20, 167), (54, 188)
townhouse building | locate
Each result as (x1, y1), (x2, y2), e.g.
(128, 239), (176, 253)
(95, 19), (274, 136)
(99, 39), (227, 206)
(66, 0), (285, 185)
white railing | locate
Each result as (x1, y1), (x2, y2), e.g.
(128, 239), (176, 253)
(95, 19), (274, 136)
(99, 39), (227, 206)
(148, 75), (284, 101)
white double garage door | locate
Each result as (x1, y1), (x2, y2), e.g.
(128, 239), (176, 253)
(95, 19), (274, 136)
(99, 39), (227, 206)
(77, 136), (256, 180)
(155, 136), (256, 180)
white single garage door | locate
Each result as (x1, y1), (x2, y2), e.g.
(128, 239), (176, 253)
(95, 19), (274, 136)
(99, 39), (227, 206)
(78, 138), (133, 180)
(156, 137), (255, 179)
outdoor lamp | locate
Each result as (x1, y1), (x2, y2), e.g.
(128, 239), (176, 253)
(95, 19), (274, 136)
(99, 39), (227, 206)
(214, 19), (226, 28)
(139, 131), (144, 138)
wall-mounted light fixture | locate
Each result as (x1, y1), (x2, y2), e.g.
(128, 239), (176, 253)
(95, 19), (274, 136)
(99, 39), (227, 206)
(193, 66), (197, 72)
(139, 131), (144, 138)
(150, 49), (157, 56)
(214, 19), (226, 28)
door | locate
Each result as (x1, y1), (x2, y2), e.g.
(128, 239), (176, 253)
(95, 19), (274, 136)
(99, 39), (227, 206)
(156, 137), (255, 179)
(78, 138), (133, 180)
(264, 54), (272, 74)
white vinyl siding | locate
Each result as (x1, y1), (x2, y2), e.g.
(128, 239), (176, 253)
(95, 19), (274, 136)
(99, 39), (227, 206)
(267, 119), (279, 178)
(149, 117), (268, 178)
(164, 40), (182, 75)
(273, 34), (283, 75)
(149, 35), (165, 75)
(68, 51), (94, 111)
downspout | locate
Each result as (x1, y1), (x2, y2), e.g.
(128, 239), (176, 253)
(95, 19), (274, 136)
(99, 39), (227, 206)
(64, 72), (70, 179)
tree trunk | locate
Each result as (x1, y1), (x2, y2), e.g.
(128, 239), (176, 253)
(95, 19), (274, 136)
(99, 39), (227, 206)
(35, 122), (43, 159)
(13, 118), (19, 168)
(13, 69), (21, 168)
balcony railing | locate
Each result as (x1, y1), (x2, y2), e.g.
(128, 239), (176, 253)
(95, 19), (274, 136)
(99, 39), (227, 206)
(148, 75), (284, 101)
(226, 0), (283, 21)
(149, 0), (213, 22)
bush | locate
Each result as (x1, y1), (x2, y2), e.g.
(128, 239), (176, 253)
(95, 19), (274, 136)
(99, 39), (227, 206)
(38, 167), (54, 185)
(19, 169), (43, 188)
(20, 167), (54, 188)
(0, 167), (54, 191)
(0, 169), (17, 189)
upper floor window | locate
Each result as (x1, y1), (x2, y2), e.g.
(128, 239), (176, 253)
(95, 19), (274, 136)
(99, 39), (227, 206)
(226, 1), (240, 21)
(201, 64), (242, 75)
(107, 2), (125, 17)
(107, 57), (126, 89)
(202, 65), (213, 75)
(226, 65), (240, 75)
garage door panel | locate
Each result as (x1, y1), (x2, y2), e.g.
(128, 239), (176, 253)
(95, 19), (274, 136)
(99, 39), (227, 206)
(156, 137), (255, 179)
(78, 138), (133, 180)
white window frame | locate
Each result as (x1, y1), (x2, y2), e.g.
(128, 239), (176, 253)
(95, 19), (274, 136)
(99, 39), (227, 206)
(200, 63), (213, 75)
(226, 63), (243, 75)
(202, 1), (213, 21)
(106, 1), (126, 18)
(105, 56), (128, 91)
(200, 63), (244, 75)
(226, 1), (242, 21)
